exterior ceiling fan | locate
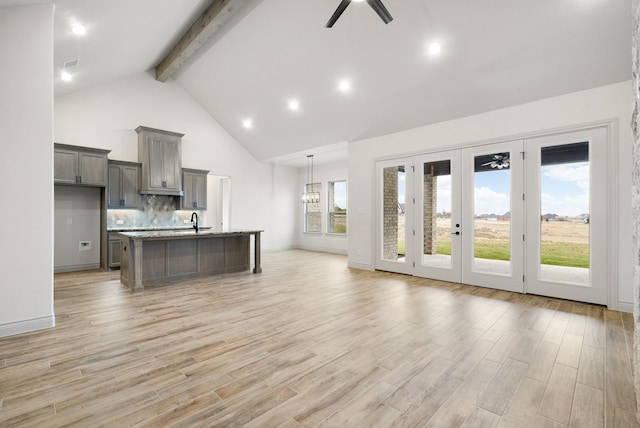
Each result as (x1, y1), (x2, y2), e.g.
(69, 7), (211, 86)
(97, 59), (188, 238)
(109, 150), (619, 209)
(482, 154), (511, 169)
(326, 0), (394, 28)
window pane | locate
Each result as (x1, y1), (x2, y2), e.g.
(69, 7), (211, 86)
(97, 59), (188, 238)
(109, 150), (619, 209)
(328, 180), (347, 234)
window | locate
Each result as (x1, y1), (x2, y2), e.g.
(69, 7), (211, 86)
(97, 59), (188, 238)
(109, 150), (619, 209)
(328, 180), (347, 234)
(304, 183), (322, 233)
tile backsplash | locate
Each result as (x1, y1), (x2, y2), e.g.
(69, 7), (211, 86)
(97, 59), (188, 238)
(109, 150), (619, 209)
(107, 195), (203, 229)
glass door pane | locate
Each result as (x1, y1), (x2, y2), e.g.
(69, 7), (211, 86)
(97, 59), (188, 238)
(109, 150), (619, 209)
(539, 142), (589, 285)
(422, 160), (452, 268)
(382, 165), (406, 263)
(472, 151), (512, 276)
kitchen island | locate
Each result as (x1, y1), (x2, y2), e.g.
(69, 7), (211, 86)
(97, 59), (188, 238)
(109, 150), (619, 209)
(118, 229), (262, 291)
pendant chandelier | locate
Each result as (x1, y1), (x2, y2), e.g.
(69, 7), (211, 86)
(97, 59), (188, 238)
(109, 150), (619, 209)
(301, 154), (320, 204)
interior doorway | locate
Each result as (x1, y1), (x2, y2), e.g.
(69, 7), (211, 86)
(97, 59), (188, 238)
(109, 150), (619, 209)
(374, 126), (611, 305)
(205, 174), (231, 231)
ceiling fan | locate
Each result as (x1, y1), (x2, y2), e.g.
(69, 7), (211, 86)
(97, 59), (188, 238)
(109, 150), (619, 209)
(482, 154), (510, 169)
(326, 0), (394, 28)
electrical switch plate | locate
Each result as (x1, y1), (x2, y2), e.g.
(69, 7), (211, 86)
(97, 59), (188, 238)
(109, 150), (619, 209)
(116, 220), (124, 225)
(67, 218), (73, 224)
(184, 219), (190, 223)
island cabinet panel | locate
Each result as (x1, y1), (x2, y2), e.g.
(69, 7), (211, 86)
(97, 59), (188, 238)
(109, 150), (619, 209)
(119, 230), (262, 291)
(142, 241), (167, 280)
(54, 143), (110, 186)
(225, 236), (250, 269)
(199, 239), (225, 271)
(168, 240), (198, 276)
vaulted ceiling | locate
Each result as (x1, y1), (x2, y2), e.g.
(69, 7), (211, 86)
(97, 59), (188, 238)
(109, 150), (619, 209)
(6, 0), (632, 165)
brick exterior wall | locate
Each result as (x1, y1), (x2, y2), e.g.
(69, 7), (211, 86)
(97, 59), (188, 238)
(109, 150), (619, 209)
(423, 169), (438, 255)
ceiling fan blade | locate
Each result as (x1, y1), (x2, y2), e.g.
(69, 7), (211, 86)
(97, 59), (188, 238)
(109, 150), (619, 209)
(326, 0), (351, 28)
(366, 0), (393, 24)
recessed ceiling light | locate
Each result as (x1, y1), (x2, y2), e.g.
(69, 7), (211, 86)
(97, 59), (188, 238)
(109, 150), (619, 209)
(71, 25), (86, 36)
(288, 99), (300, 111)
(60, 70), (73, 82)
(428, 42), (442, 55)
(242, 118), (253, 129)
(338, 79), (352, 93)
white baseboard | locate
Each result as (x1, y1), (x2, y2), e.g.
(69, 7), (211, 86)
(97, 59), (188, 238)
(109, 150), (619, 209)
(263, 245), (295, 252)
(295, 245), (348, 255)
(348, 261), (374, 271)
(616, 302), (633, 313)
(0, 315), (55, 338)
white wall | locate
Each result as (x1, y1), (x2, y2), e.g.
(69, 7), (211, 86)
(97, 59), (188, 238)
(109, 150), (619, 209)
(296, 161), (349, 254)
(348, 81), (633, 311)
(55, 72), (298, 251)
(0, 4), (55, 336)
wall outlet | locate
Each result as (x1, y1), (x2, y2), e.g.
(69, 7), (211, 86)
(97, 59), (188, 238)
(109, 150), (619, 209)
(79, 241), (91, 251)
(116, 220), (124, 225)
(67, 217), (73, 225)
(184, 219), (190, 224)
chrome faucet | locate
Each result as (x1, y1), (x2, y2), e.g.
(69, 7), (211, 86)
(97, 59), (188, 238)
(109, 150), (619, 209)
(190, 212), (199, 233)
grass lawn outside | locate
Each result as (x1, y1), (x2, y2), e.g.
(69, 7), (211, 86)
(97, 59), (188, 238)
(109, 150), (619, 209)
(395, 219), (589, 269)
(435, 240), (589, 268)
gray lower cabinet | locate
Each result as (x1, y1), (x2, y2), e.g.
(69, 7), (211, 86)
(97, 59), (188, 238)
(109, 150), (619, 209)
(108, 161), (141, 209)
(182, 168), (209, 210)
(54, 143), (110, 186)
(108, 233), (121, 268)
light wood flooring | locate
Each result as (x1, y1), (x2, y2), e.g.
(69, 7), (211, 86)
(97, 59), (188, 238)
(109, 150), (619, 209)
(0, 250), (637, 427)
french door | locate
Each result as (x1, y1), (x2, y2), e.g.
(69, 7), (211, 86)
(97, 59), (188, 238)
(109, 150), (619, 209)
(460, 140), (524, 293)
(524, 128), (608, 304)
(412, 150), (462, 283)
(375, 128), (609, 304)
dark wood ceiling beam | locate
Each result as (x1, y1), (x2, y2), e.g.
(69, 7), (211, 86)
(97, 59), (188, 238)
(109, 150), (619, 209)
(155, 0), (248, 82)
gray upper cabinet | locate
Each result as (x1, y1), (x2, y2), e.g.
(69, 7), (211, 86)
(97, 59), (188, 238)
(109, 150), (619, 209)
(136, 126), (184, 196)
(182, 168), (209, 210)
(108, 160), (141, 209)
(54, 143), (110, 186)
